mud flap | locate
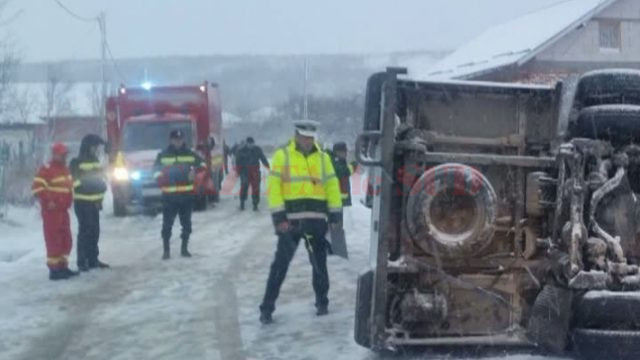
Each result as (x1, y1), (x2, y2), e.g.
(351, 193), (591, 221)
(355, 270), (374, 348)
(328, 226), (348, 259)
(526, 285), (573, 353)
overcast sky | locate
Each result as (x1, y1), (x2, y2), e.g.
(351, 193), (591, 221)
(6, 0), (563, 61)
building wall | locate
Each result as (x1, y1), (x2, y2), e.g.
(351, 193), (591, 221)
(472, 0), (640, 84)
(536, 0), (640, 63)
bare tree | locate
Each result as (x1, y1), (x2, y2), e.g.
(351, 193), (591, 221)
(9, 87), (36, 123)
(42, 64), (75, 142)
(0, 0), (21, 120)
(87, 82), (107, 116)
(0, 42), (17, 115)
(43, 64), (74, 117)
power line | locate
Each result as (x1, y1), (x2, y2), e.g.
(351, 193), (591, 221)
(96, 17), (126, 83)
(105, 39), (127, 84)
(53, 0), (97, 23)
(52, 2), (127, 97)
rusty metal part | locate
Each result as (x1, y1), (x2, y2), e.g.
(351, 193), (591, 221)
(525, 172), (544, 218)
(398, 289), (448, 326)
(590, 167), (628, 263)
(569, 270), (609, 290)
(415, 152), (556, 168)
(585, 237), (608, 271)
(405, 163), (498, 259)
(564, 141), (588, 278)
(402, 258), (517, 313)
(423, 131), (525, 148)
(566, 181), (587, 278)
(386, 332), (530, 347)
(522, 225), (540, 260)
(607, 262), (639, 277)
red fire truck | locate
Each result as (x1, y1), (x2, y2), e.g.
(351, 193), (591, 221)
(105, 82), (225, 216)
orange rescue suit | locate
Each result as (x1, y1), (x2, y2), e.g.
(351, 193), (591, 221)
(31, 161), (74, 270)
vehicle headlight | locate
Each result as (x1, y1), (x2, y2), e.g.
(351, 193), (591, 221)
(130, 170), (142, 181)
(113, 167), (129, 181)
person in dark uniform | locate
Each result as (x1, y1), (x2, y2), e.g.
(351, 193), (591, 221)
(328, 142), (355, 208)
(70, 134), (109, 271)
(154, 130), (205, 260)
(235, 136), (269, 211)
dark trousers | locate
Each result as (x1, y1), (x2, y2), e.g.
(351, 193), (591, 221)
(74, 201), (100, 266)
(240, 167), (261, 205)
(161, 194), (193, 244)
(260, 219), (329, 314)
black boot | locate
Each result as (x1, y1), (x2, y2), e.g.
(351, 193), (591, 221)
(89, 260), (110, 269)
(316, 305), (329, 316)
(162, 238), (170, 260)
(49, 269), (71, 281)
(260, 311), (273, 325)
(62, 268), (80, 277)
(78, 259), (90, 272)
(181, 238), (192, 258)
(253, 203), (258, 211)
(240, 201), (245, 211)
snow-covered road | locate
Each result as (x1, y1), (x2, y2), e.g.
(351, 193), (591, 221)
(1, 194), (566, 360)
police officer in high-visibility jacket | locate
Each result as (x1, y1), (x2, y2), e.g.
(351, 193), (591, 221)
(70, 134), (109, 271)
(154, 129), (205, 260)
(259, 120), (343, 324)
(32, 143), (79, 280)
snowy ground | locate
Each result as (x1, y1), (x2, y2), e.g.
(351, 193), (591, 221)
(1, 182), (568, 359)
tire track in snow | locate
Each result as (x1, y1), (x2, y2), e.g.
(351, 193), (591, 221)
(14, 198), (271, 360)
(15, 216), (161, 360)
(210, 205), (273, 360)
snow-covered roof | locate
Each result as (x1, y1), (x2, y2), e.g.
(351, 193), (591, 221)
(420, 0), (617, 80)
(402, 77), (557, 91)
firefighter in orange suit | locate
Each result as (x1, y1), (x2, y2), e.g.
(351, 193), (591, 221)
(31, 143), (79, 281)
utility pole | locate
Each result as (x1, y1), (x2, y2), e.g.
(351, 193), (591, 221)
(303, 58), (309, 119)
(99, 11), (107, 119)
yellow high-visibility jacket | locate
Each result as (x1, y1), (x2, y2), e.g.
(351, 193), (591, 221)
(268, 140), (342, 225)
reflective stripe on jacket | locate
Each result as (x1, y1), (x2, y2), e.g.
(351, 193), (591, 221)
(70, 158), (107, 202)
(268, 139), (342, 225)
(154, 145), (205, 194)
(31, 162), (74, 210)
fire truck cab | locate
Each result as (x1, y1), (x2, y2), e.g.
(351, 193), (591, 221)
(106, 82), (225, 216)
